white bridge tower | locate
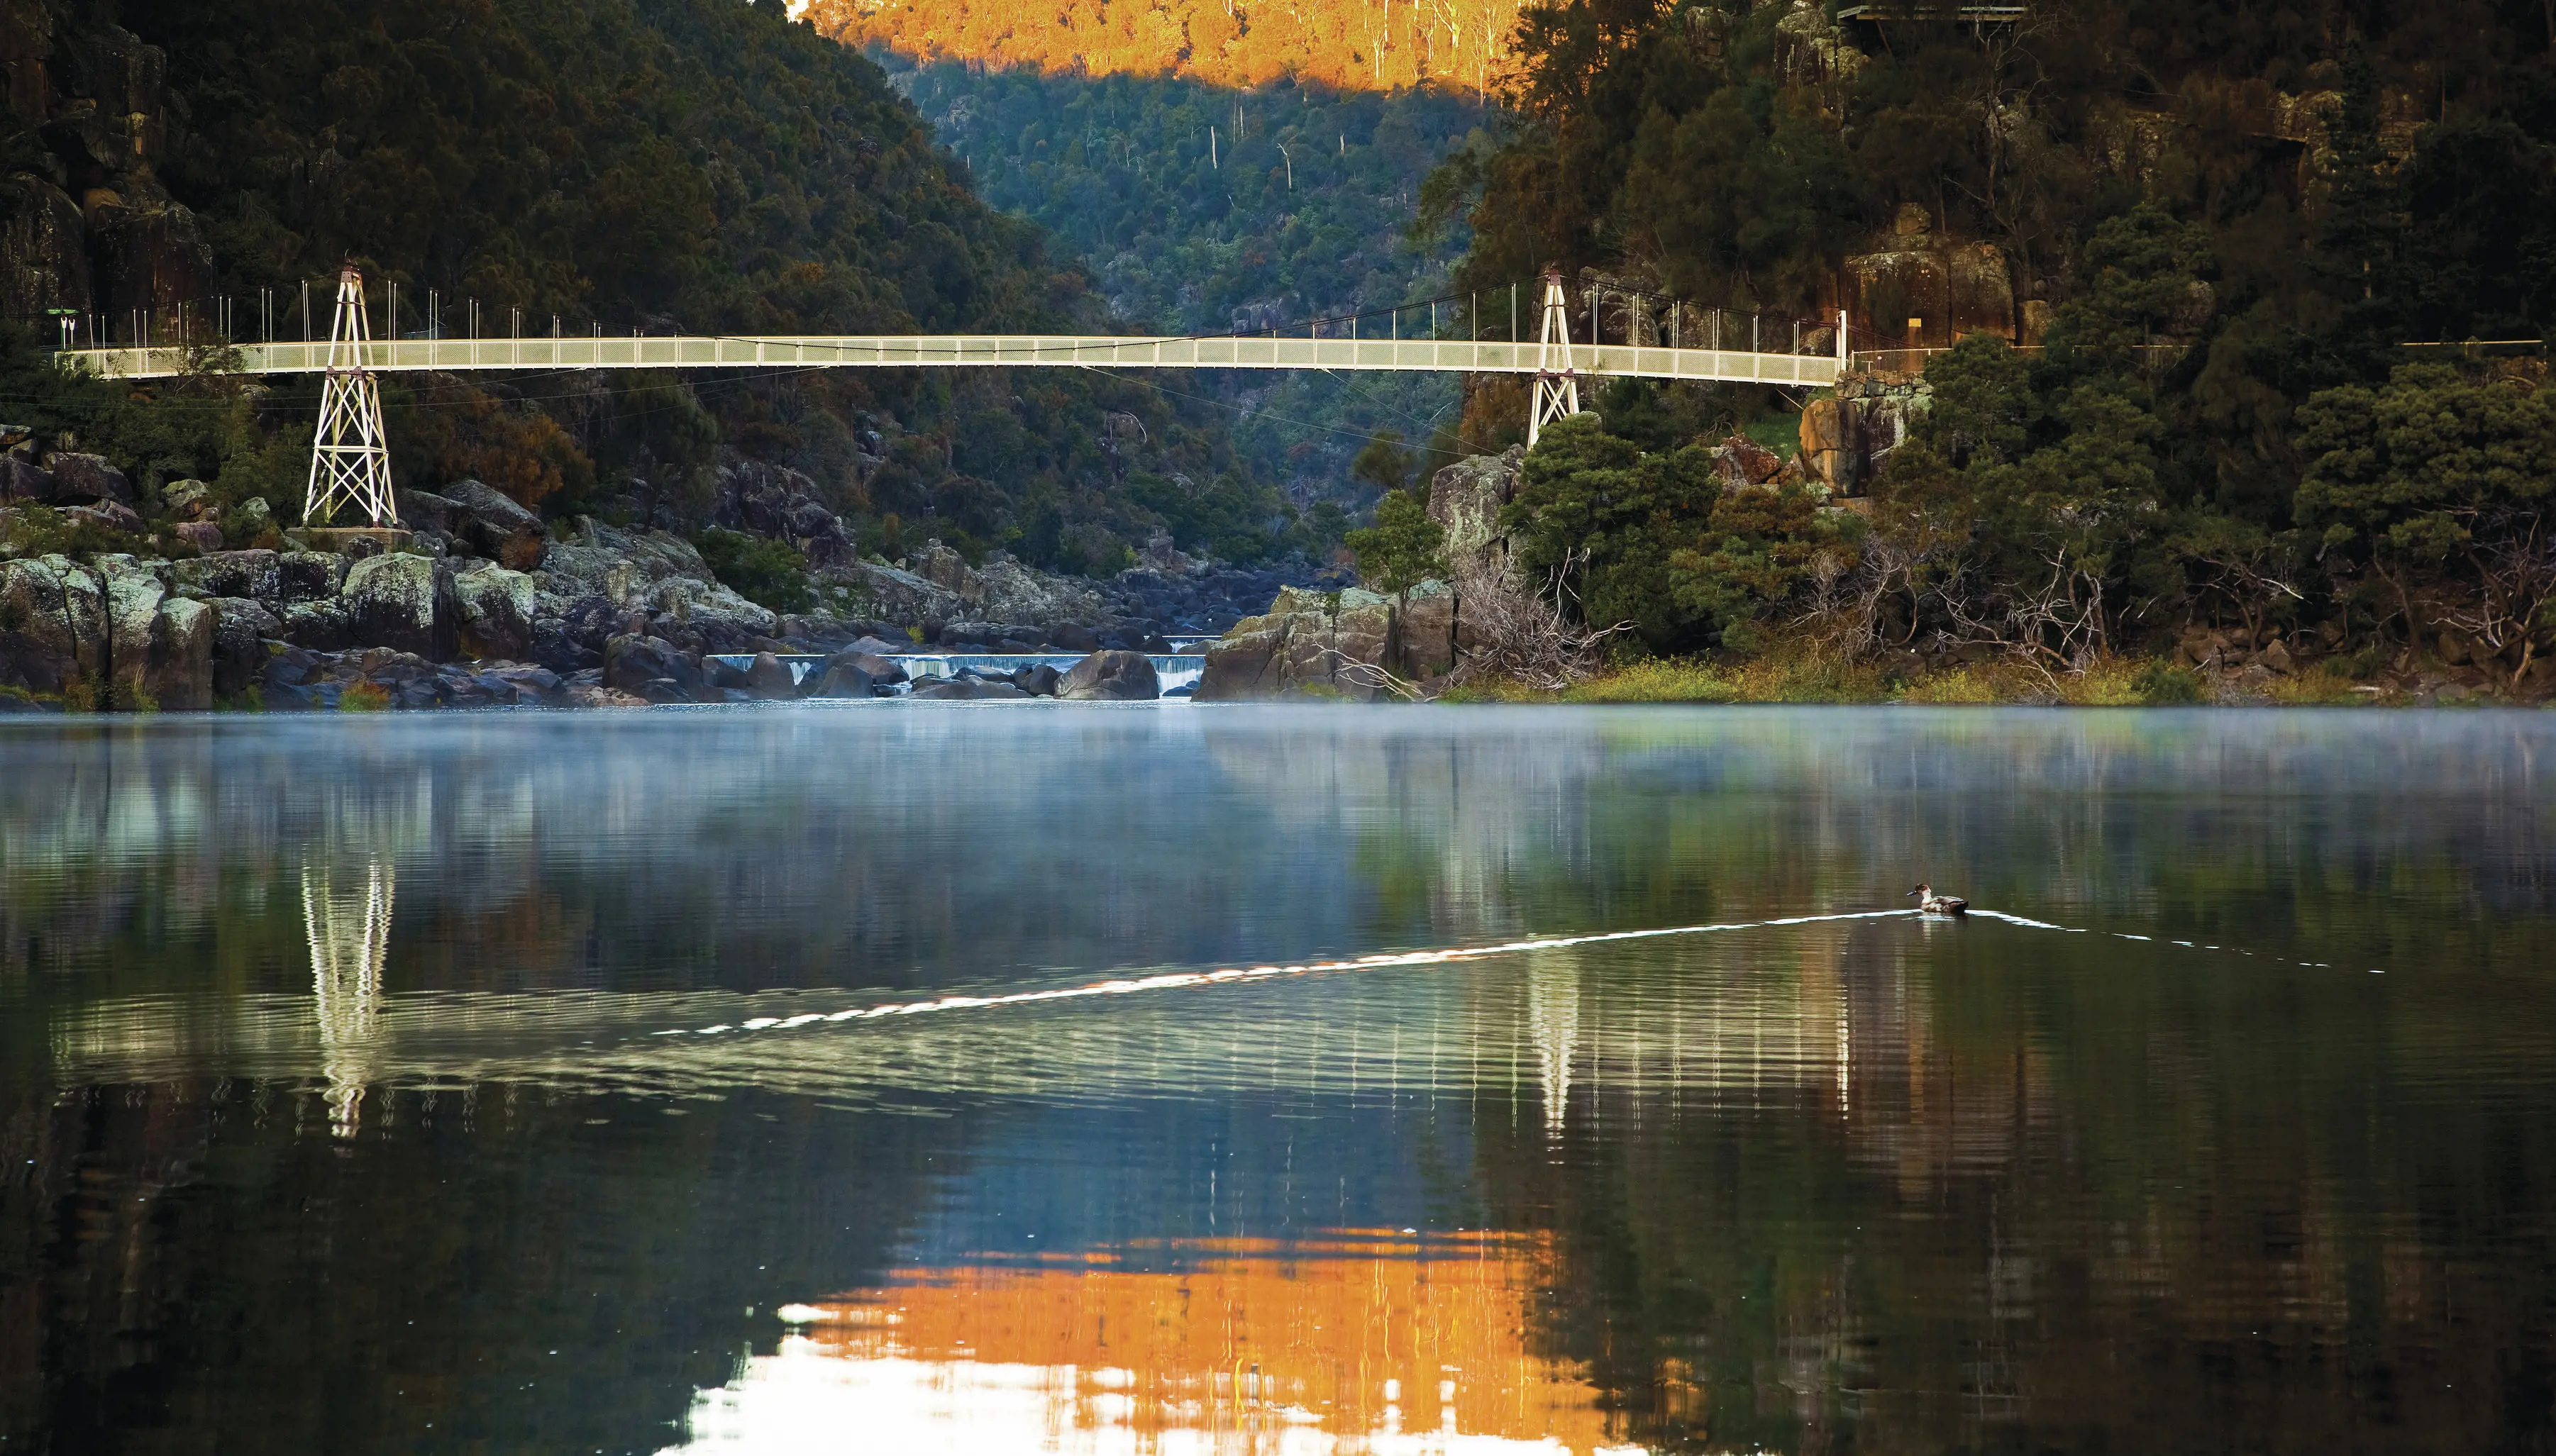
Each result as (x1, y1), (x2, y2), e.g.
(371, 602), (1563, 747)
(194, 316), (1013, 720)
(303, 266), (400, 528)
(1527, 270), (1581, 447)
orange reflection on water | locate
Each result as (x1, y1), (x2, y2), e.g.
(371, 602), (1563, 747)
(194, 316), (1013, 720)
(678, 1230), (1643, 1455)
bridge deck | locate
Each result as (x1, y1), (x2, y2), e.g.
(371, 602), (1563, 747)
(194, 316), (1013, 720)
(57, 333), (1844, 387)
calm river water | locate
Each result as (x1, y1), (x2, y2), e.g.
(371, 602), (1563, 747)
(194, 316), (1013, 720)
(4, 705), (2553, 1455)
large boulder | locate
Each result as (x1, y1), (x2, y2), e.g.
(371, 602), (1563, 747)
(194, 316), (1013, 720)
(0, 457), (55, 503)
(275, 551), (346, 602)
(829, 648), (907, 684)
(442, 479), (549, 569)
(536, 518), (719, 606)
(94, 555), (170, 708)
(167, 548), (280, 602)
(824, 558), (969, 632)
(280, 600), (355, 651)
(452, 563), (538, 660)
(909, 677), (1031, 700)
(604, 633), (705, 701)
(341, 552), (460, 660)
(44, 452), (135, 507)
(1195, 587), (1412, 701)
(1427, 448), (1525, 587)
(744, 650), (799, 699)
(1057, 649), (1160, 701)
(0, 554), (106, 698)
(394, 489), (464, 538)
(1799, 397), (1854, 494)
(809, 662), (878, 699)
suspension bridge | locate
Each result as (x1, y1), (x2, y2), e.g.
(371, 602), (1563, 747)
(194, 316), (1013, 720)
(53, 269), (1848, 528)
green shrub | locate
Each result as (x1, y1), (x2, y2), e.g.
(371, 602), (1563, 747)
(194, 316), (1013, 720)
(693, 528), (815, 613)
(2131, 659), (2207, 704)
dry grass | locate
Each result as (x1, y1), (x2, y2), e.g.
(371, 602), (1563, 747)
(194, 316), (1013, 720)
(337, 682), (391, 713)
(2051, 655), (2150, 706)
(1441, 648), (2426, 708)
(2262, 661), (2378, 705)
(1892, 661), (2037, 704)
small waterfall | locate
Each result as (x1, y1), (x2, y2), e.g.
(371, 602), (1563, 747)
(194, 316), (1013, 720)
(892, 653), (1207, 696)
(704, 652), (1208, 696)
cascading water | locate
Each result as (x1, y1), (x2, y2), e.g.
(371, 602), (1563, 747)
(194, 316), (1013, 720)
(894, 653), (1206, 696)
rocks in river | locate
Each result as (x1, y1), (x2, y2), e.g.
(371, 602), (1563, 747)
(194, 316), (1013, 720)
(909, 677), (1032, 700)
(1058, 649), (1159, 701)
(604, 633), (706, 701)
(833, 648), (907, 684)
(809, 662), (879, 699)
(744, 651), (797, 699)
(257, 643), (574, 711)
(1012, 663), (1062, 696)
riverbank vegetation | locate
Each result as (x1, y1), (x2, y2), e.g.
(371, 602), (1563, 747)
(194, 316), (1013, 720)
(1387, 0), (2556, 706)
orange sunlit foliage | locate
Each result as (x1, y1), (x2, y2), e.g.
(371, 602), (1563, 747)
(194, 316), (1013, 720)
(791, 1230), (1628, 1452)
(805, 0), (1530, 95)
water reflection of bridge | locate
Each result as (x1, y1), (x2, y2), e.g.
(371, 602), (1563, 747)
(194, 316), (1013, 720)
(52, 908), (2044, 1192)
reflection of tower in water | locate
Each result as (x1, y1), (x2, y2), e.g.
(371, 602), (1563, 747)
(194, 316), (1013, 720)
(1526, 951), (1579, 1138)
(304, 860), (393, 1139)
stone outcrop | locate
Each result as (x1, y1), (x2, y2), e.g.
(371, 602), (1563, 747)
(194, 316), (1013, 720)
(440, 480), (549, 569)
(1427, 448), (1525, 587)
(341, 553), (459, 661)
(714, 461), (858, 570)
(1056, 648), (1160, 701)
(45, 453), (135, 506)
(1195, 585), (1454, 701)
(0, 554), (105, 696)
(453, 564), (538, 661)
(1834, 206), (2015, 352)
(1797, 369), (1933, 496)
(0, 9), (215, 330)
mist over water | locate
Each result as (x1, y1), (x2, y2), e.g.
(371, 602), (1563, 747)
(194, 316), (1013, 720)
(4, 706), (2554, 1454)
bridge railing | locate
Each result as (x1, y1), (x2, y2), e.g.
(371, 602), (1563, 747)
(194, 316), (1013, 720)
(55, 333), (1847, 388)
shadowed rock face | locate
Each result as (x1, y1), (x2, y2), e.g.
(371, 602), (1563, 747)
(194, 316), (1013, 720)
(0, 9), (214, 326)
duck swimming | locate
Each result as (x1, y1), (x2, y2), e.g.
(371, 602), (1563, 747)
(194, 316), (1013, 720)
(1908, 883), (1968, 916)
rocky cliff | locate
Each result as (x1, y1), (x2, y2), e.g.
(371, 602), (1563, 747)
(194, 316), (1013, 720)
(0, 4), (213, 333)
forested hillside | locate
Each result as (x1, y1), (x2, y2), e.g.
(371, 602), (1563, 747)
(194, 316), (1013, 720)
(0, 0), (1329, 572)
(1419, 0), (2556, 699)
(812, 0), (1527, 94)
(880, 55), (1495, 506)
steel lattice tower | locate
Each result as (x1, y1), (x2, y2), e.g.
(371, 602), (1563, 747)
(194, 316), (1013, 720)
(1527, 271), (1581, 447)
(303, 267), (400, 528)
